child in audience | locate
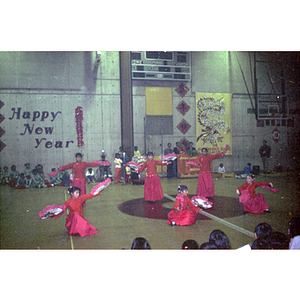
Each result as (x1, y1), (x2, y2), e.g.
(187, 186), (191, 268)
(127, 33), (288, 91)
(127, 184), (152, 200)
(235, 163), (253, 179)
(49, 168), (64, 186)
(31, 169), (48, 188)
(15, 173), (27, 189)
(131, 237), (151, 249)
(114, 153), (122, 183)
(9, 165), (19, 187)
(85, 168), (95, 183)
(167, 185), (202, 226)
(182, 239), (199, 249)
(218, 163), (225, 173)
(209, 229), (231, 249)
(2, 166), (10, 184)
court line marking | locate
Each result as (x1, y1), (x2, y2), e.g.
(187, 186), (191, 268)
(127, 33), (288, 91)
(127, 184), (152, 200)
(163, 193), (255, 238)
(64, 191), (74, 250)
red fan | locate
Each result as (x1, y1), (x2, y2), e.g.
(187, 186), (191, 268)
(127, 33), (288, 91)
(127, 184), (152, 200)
(191, 196), (213, 209)
(39, 204), (66, 220)
(125, 161), (141, 172)
(90, 178), (111, 195)
(162, 153), (177, 162)
(94, 160), (111, 166)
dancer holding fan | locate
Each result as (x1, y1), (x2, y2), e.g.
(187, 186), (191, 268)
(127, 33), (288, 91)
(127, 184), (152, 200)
(187, 145), (228, 198)
(39, 179), (111, 237)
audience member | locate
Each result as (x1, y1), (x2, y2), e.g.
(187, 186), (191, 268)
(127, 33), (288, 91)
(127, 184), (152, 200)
(182, 239), (199, 249)
(267, 232), (289, 249)
(131, 237), (151, 249)
(85, 168), (95, 183)
(209, 229), (231, 249)
(218, 163), (225, 173)
(114, 153), (122, 183)
(9, 165), (19, 187)
(288, 217), (300, 249)
(199, 242), (218, 249)
(251, 238), (271, 250)
(235, 163), (252, 179)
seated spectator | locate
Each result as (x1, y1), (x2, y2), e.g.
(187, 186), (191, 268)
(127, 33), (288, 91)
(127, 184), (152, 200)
(9, 165), (19, 187)
(218, 163), (225, 173)
(235, 163), (252, 179)
(131, 237), (151, 250)
(288, 217), (300, 249)
(199, 242), (218, 250)
(49, 168), (65, 186)
(182, 239), (199, 249)
(238, 222), (272, 250)
(267, 232), (289, 249)
(15, 173), (27, 189)
(86, 168), (95, 183)
(2, 166), (10, 184)
(251, 238), (271, 249)
(209, 229), (231, 249)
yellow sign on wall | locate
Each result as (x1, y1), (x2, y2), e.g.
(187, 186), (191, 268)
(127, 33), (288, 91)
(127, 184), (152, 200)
(195, 92), (232, 155)
(145, 87), (173, 115)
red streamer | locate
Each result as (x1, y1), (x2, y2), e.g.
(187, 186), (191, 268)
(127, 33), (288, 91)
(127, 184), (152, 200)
(75, 106), (84, 147)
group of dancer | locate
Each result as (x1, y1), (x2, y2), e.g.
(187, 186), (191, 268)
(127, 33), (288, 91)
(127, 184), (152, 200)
(40, 145), (278, 238)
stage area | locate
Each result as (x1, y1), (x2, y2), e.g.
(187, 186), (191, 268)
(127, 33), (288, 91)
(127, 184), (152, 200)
(1, 173), (299, 250)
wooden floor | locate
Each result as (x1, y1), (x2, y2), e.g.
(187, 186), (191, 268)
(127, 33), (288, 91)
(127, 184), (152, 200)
(1, 172), (299, 250)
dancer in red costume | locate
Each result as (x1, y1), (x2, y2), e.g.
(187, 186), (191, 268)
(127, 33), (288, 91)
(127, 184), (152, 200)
(136, 151), (169, 202)
(188, 145), (228, 197)
(236, 174), (277, 214)
(167, 185), (202, 226)
(55, 153), (105, 195)
(40, 179), (111, 237)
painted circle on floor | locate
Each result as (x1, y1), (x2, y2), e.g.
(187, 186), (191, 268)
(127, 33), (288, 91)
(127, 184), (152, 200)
(118, 195), (244, 220)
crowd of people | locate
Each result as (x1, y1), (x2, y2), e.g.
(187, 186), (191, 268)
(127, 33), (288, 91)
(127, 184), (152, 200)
(130, 217), (300, 249)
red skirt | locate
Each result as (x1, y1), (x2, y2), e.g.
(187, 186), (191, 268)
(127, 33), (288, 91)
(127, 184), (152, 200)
(114, 168), (121, 182)
(167, 209), (198, 226)
(196, 171), (215, 197)
(65, 212), (99, 237)
(72, 178), (86, 195)
(144, 175), (163, 201)
(242, 193), (269, 214)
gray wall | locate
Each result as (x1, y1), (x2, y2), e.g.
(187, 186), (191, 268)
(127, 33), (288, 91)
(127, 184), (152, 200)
(0, 51), (299, 177)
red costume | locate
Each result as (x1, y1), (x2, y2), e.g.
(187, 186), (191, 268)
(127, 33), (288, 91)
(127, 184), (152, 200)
(167, 194), (200, 226)
(237, 181), (271, 214)
(59, 161), (100, 194)
(54, 193), (100, 236)
(193, 152), (222, 197)
(138, 160), (167, 201)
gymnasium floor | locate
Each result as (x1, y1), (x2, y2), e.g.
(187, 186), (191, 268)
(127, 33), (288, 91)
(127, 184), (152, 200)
(1, 172), (299, 250)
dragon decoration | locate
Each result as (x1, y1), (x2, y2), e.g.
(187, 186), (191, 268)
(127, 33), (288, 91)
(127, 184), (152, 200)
(196, 97), (231, 144)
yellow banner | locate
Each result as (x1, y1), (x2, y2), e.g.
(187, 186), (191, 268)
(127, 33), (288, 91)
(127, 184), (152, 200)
(195, 92), (232, 155)
(145, 87), (173, 115)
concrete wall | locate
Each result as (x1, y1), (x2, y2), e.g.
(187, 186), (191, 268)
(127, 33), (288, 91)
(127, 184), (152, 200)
(0, 51), (299, 177)
(0, 51), (121, 176)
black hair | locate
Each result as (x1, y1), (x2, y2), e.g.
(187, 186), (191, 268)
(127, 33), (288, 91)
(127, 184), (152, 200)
(247, 174), (255, 179)
(288, 217), (300, 238)
(267, 232), (289, 249)
(178, 185), (188, 193)
(68, 186), (81, 195)
(255, 222), (272, 239)
(201, 147), (208, 152)
(146, 151), (154, 156)
(247, 163), (251, 166)
(199, 242), (218, 250)
(182, 239), (199, 249)
(251, 238), (271, 250)
(75, 153), (83, 157)
(131, 237), (151, 250)
(209, 229), (231, 249)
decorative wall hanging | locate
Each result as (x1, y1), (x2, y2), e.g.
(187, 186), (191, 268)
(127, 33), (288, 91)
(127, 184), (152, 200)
(176, 100), (190, 116)
(0, 127), (5, 138)
(0, 141), (6, 152)
(175, 83), (189, 98)
(195, 93), (232, 155)
(75, 106), (84, 147)
(177, 119), (191, 135)
(0, 100), (4, 152)
(272, 127), (280, 143)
